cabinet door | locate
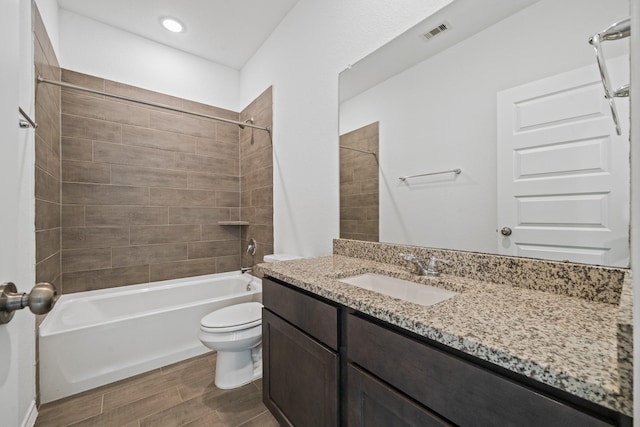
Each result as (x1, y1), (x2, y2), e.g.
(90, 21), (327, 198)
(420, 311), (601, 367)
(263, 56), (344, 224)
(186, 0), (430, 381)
(263, 309), (339, 427)
(347, 364), (453, 427)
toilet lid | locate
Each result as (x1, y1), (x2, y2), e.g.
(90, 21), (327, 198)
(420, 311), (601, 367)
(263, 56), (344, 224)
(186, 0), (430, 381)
(200, 302), (262, 330)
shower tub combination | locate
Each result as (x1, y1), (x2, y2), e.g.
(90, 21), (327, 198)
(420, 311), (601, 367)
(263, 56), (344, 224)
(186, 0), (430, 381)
(39, 271), (262, 403)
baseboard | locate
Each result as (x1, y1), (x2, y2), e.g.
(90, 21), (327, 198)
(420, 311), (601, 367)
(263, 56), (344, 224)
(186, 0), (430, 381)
(20, 400), (38, 427)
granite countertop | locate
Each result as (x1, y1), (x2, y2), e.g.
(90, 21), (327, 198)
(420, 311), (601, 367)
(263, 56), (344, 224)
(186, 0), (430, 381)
(257, 255), (632, 416)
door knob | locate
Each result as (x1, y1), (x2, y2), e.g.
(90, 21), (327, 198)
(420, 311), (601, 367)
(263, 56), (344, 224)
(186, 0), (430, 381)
(0, 282), (58, 324)
(500, 227), (512, 236)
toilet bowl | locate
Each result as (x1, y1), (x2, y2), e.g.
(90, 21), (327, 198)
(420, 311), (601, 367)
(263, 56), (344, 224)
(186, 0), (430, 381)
(199, 301), (263, 389)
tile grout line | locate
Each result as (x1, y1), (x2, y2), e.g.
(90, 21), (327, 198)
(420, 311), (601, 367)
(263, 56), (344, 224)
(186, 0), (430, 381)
(234, 409), (270, 427)
(176, 383), (187, 403)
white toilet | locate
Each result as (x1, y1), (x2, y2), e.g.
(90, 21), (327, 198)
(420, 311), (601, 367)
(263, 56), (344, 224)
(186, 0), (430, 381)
(198, 254), (301, 389)
(199, 301), (263, 389)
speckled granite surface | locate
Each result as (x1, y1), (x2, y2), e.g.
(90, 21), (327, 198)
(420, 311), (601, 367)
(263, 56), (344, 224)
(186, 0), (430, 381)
(617, 272), (634, 401)
(333, 239), (627, 304)
(257, 254), (633, 416)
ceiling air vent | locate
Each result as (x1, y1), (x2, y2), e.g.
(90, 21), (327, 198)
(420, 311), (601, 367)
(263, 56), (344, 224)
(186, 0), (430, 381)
(422, 22), (450, 40)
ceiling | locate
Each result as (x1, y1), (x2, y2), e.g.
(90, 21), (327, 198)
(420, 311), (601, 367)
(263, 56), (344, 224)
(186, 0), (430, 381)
(339, 0), (539, 102)
(57, 0), (300, 70)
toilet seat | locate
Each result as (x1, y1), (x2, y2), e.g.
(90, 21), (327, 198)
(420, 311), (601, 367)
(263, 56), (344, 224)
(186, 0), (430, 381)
(200, 302), (262, 333)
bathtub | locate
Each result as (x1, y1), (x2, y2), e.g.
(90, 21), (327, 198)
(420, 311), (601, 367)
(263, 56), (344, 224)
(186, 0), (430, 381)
(39, 271), (262, 403)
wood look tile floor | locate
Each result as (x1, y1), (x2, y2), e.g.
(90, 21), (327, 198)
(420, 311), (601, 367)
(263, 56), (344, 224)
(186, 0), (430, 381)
(35, 352), (279, 427)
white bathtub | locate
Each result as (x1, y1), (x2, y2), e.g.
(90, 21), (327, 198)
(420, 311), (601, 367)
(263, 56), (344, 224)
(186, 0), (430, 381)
(39, 271), (262, 403)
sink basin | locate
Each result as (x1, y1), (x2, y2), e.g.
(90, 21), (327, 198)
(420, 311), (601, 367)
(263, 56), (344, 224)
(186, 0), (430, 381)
(338, 273), (456, 307)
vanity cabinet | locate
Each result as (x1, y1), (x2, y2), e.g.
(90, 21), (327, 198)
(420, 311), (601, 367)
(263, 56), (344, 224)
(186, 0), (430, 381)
(262, 276), (628, 427)
(347, 313), (615, 427)
(262, 278), (340, 427)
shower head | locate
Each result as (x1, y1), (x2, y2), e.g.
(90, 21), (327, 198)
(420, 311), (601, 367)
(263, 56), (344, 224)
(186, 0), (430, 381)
(238, 118), (255, 130)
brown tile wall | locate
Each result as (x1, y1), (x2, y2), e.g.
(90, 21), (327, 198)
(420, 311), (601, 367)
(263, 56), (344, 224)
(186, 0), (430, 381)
(34, 5), (61, 289)
(340, 122), (379, 242)
(60, 70), (272, 293)
(34, 3), (62, 408)
(240, 87), (274, 270)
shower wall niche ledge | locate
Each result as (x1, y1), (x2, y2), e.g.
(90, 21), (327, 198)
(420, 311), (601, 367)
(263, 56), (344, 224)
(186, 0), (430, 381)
(217, 221), (250, 226)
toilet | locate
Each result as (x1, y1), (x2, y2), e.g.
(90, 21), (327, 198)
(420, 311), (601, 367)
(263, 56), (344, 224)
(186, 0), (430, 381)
(199, 301), (263, 389)
(198, 253), (301, 389)
(262, 254), (302, 263)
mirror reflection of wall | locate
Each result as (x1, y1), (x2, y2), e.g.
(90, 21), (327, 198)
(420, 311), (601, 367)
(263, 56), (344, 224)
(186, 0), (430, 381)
(339, 122), (379, 242)
(339, 0), (630, 267)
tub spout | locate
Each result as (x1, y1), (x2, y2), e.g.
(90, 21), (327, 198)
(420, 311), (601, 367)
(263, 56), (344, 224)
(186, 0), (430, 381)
(241, 267), (253, 274)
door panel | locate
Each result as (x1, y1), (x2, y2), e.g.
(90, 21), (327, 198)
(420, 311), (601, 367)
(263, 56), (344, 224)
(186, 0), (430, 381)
(515, 137), (608, 178)
(0, 0), (37, 425)
(497, 56), (629, 266)
(513, 81), (606, 130)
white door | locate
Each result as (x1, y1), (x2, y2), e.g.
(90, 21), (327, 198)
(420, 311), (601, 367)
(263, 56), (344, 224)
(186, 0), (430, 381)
(497, 56), (630, 267)
(1, 0), (38, 426)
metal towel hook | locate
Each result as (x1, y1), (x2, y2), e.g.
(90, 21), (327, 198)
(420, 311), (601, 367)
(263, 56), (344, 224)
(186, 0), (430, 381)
(588, 17), (630, 136)
(18, 107), (38, 129)
(0, 282), (58, 324)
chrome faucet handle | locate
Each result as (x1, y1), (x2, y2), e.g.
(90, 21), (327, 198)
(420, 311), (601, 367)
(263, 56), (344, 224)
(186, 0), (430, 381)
(399, 253), (422, 274)
(426, 256), (449, 276)
(400, 253), (416, 261)
(428, 256), (449, 266)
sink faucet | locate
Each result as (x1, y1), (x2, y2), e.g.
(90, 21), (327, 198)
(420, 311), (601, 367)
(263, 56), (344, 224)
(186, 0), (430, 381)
(400, 254), (448, 277)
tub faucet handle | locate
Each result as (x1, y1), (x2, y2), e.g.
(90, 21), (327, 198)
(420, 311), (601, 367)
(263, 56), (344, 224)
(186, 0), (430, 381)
(247, 238), (256, 256)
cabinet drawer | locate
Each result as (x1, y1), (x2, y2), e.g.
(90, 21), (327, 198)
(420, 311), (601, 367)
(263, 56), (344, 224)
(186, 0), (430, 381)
(347, 363), (453, 427)
(347, 314), (613, 427)
(263, 277), (338, 350)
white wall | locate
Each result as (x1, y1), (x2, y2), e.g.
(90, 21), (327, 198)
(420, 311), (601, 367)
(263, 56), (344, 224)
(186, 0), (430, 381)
(339, 0), (629, 253)
(34, 0), (59, 58)
(240, 0), (453, 257)
(54, 0), (457, 258)
(58, 9), (240, 111)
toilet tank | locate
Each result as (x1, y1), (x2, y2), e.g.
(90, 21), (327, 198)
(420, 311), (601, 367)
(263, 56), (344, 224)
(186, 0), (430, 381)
(263, 254), (302, 263)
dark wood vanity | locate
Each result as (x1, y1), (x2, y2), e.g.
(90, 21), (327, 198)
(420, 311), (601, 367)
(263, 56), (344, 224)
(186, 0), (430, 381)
(262, 276), (632, 427)
(262, 276), (340, 426)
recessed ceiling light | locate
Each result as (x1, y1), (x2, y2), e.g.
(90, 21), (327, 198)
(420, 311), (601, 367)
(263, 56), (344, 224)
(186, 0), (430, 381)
(161, 17), (184, 33)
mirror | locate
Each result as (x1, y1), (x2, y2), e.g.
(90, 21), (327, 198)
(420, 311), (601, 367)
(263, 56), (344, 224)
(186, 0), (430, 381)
(339, 0), (630, 267)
